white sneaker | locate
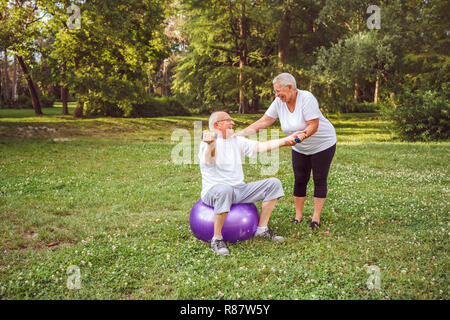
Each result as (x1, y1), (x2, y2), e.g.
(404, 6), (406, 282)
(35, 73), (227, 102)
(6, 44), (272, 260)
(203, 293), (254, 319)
(254, 229), (284, 242)
(211, 238), (230, 255)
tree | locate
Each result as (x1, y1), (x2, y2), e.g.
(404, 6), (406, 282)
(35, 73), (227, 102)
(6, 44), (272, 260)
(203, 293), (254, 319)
(39, 0), (169, 117)
(0, 0), (44, 115)
(174, 0), (282, 113)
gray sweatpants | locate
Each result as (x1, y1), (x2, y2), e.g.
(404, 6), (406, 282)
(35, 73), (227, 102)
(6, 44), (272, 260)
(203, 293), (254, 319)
(201, 177), (285, 214)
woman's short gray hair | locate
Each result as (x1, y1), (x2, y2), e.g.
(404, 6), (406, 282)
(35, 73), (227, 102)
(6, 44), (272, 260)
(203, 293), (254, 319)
(273, 73), (297, 89)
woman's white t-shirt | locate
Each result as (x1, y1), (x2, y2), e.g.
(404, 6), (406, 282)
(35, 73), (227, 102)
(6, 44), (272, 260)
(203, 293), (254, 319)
(265, 90), (336, 155)
(198, 136), (257, 198)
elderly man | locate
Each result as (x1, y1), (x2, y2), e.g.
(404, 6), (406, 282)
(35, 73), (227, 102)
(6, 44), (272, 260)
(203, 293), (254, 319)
(199, 111), (303, 255)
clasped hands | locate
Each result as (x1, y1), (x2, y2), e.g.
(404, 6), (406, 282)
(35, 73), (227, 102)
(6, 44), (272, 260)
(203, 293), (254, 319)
(283, 131), (307, 146)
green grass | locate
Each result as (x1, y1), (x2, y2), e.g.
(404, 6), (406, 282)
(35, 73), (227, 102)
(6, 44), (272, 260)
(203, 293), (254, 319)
(0, 108), (448, 299)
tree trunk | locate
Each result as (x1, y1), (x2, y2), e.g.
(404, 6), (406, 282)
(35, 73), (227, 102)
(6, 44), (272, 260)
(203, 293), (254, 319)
(238, 2), (248, 114)
(3, 49), (10, 102)
(374, 75), (380, 104)
(12, 56), (18, 108)
(161, 59), (169, 96)
(278, 8), (291, 68)
(61, 63), (69, 115)
(61, 86), (69, 115)
(251, 92), (259, 113)
(353, 70), (360, 103)
(16, 55), (43, 115)
(73, 56), (84, 118)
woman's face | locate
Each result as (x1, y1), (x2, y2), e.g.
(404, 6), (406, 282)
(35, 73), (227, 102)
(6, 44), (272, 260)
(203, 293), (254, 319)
(273, 83), (295, 103)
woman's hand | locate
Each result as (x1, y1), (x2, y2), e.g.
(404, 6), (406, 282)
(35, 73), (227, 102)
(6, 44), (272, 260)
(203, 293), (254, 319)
(297, 131), (308, 142)
(284, 131), (304, 146)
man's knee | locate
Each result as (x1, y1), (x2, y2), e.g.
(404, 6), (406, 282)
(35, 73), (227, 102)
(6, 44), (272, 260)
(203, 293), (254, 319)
(209, 184), (234, 205)
(202, 184), (234, 215)
(214, 184), (234, 197)
(267, 177), (282, 191)
(262, 177), (284, 201)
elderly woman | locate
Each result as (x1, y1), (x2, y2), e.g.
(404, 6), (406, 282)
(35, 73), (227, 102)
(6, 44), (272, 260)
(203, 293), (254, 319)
(236, 73), (336, 231)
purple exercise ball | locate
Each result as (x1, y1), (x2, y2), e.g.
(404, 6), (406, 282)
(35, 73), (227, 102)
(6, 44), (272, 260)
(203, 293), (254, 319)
(189, 200), (259, 243)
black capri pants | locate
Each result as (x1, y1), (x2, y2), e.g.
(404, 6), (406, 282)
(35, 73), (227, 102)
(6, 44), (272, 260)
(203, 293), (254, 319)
(292, 144), (336, 198)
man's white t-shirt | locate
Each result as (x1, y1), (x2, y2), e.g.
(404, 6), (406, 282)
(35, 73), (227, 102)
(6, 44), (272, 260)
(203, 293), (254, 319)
(198, 136), (257, 198)
(265, 89), (336, 155)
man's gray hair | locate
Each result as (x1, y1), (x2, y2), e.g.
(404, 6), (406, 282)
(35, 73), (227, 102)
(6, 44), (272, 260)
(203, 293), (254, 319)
(273, 73), (297, 89)
(209, 111), (223, 130)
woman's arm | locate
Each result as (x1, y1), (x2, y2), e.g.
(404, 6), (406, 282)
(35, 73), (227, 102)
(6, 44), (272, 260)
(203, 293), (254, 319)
(298, 118), (319, 141)
(235, 114), (277, 137)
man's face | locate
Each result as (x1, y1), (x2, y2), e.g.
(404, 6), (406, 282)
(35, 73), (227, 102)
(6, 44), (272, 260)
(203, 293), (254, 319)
(273, 83), (293, 103)
(214, 112), (235, 136)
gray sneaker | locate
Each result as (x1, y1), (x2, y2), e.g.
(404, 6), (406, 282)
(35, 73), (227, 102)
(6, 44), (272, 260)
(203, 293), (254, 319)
(254, 229), (284, 242)
(211, 238), (230, 255)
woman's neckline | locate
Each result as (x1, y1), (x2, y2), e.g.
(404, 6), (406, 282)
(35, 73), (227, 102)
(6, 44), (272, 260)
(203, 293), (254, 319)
(285, 90), (299, 114)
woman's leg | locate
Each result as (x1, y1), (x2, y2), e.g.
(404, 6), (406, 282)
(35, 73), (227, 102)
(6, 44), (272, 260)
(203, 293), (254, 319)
(292, 150), (312, 221)
(311, 144), (336, 224)
(294, 196), (306, 221)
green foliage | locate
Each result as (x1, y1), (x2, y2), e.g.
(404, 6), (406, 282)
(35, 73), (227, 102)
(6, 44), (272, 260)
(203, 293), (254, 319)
(173, 0), (282, 112)
(338, 102), (379, 113)
(130, 96), (191, 117)
(16, 95), (32, 109)
(382, 83), (450, 141)
(84, 95), (190, 118)
(84, 97), (123, 117)
(16, 93), (56, 109)
(33, 0), (170, 116)
(312, 31), (395, 96)
(40, 92), (56, 108)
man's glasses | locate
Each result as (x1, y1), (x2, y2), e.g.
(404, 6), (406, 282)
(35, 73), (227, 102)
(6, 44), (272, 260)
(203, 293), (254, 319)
(274, 85), (288, 95)
(216, 118), (233, 123)
(274, 89), (284, 95)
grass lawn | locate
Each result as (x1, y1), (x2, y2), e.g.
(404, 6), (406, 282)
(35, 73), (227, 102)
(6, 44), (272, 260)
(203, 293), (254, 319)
(0, 107), (448, 299)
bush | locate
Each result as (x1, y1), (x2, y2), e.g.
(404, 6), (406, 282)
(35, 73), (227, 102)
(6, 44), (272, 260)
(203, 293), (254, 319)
(338, 101), (379, 113)
(40, 92), (56, 108)
(382, 84), (450, 141)
(85, 97), (124, 117)
(16, 93), (56, 109)
(17, 95), (33, 108)
(130, 96), (191, 117)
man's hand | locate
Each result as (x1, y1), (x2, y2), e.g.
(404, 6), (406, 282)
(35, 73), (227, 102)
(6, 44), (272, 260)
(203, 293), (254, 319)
(202, 130), (217, 144)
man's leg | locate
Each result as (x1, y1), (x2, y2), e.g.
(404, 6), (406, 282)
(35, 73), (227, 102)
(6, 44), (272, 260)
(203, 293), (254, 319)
(214, 212), (228, 238)
(259, 198), (278, 228)
(211, 212), (230, 255)
(234, 178), (285, 241)
(202, 184), (234, 255)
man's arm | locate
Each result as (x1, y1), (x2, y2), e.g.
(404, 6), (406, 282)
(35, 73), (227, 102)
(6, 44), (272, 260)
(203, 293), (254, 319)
(254, 131), (303, 153)
(202, 130), (217, 166)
